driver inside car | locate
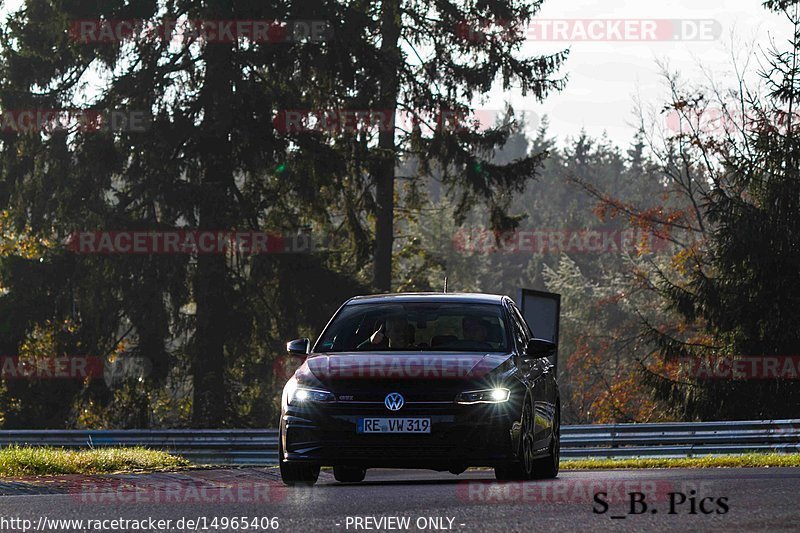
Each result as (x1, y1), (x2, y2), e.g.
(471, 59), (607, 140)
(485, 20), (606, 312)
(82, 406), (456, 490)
(462, 316), (488, 341)
(462, 316), (492, 349)
(358, 316), (410, 349)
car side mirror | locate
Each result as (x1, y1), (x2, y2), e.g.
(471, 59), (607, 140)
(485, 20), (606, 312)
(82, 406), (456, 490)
(525, 338), (556, 358)
(286, 338), (310, 356)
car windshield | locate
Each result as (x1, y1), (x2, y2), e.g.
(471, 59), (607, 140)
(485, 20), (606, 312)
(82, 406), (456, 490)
(315, 302), (510, 352)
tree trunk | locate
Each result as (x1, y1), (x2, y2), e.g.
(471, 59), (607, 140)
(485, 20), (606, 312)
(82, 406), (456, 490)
(192, 2), (234, 427)
(373, 0), (401, 292)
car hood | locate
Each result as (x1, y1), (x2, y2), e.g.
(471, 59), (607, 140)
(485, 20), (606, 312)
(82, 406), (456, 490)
(298, 351), (512, 384)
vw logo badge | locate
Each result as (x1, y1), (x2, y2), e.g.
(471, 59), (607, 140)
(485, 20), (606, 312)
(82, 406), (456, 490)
(384, 392), (404, 411)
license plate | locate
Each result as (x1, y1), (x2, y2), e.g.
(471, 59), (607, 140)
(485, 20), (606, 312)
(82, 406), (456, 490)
(357, 417), (431, 434)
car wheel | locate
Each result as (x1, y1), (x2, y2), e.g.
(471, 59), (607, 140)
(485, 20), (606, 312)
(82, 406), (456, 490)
(333, 465), (366, 483)
(279, 434), (320, 486)
(494, 398), (535, 481)
(531, 407), (560, 479)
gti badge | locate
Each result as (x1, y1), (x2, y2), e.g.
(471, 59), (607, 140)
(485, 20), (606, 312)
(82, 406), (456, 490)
(384, 392), (404, 411)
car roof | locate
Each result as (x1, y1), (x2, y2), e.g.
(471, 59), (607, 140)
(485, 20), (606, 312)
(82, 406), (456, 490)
(346, 292), (508, 305)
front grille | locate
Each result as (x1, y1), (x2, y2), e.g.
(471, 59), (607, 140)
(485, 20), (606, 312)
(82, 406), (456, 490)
(323, 401), (459, 414)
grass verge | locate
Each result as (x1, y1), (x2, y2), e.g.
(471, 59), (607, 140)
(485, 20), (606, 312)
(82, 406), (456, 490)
(561, 453), (800, 470)
(0, 446), (189, 476)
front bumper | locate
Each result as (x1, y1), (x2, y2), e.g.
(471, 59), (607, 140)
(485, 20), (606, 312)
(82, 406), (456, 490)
(280, 401), (520, 469)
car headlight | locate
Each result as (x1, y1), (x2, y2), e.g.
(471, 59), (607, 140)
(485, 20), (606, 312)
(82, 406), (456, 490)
(291, 387), (335, 404)
(456, 387), (510, 404)
(286, 378), (335, 406)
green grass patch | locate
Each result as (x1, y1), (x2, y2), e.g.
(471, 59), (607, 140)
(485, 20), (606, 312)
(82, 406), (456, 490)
(561, 453), (800, 470)
(0, 446), (189, 476)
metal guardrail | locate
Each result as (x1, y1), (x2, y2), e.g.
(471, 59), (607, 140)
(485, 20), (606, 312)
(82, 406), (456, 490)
(0, 419), (798, 465)
(560, 419), (800, 458)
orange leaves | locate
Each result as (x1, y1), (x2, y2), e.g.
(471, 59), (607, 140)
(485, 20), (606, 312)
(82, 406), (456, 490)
(0, 210), (56, 260)
(670, 245), (704, 277)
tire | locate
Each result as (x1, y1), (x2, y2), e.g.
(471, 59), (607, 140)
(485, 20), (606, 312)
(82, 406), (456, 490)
(531, 408), (560, 479)
(495, 398), (535, 481)
(279, 435), (320, 486)
(333, 465), (366, 483)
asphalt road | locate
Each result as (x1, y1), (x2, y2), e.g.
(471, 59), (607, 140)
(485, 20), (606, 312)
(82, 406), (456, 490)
(0, 467), (797, 532)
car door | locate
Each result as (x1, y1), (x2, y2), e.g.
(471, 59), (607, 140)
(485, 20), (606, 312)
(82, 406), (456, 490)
(506, 299), (549, 450)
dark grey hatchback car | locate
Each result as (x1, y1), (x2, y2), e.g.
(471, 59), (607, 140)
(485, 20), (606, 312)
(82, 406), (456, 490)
(278, 293), (560, 485)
